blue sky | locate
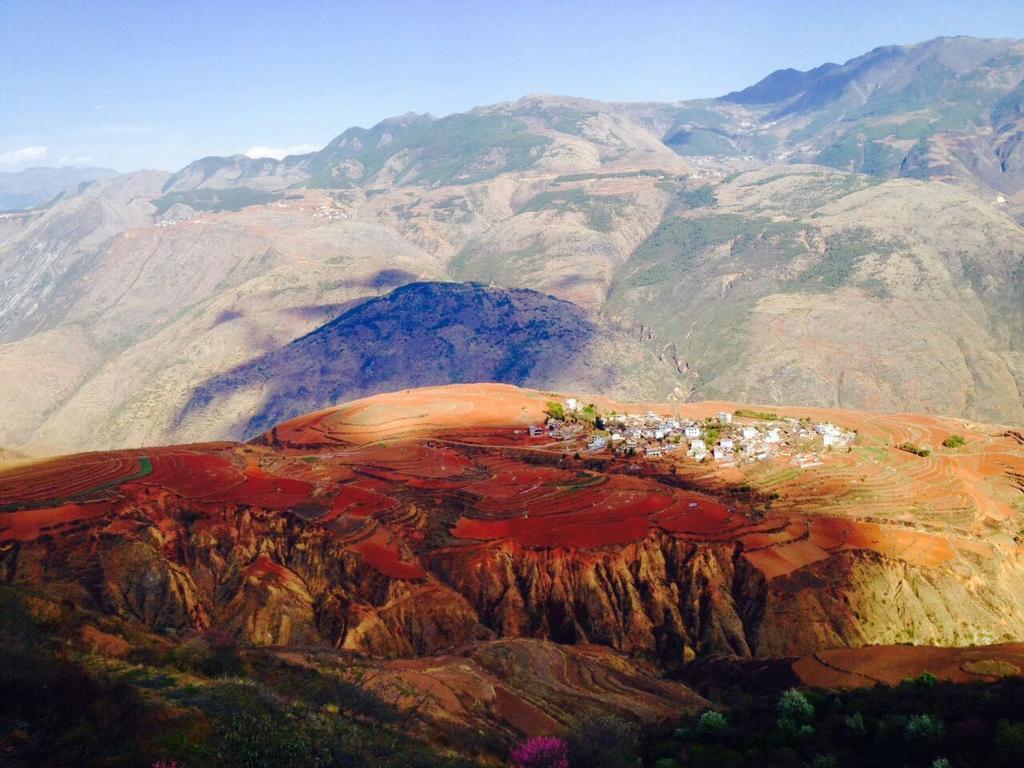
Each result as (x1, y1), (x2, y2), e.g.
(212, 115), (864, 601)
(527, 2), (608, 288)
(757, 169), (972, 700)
(2, 0), (1023, 172)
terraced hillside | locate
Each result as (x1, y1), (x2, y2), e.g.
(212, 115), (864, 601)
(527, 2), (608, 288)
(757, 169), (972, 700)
(4, 385), (1024, 765)
(4, 384), (1023, 672)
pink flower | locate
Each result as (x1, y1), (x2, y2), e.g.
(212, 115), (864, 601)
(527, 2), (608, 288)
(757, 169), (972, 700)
(510, 736), (569, 768)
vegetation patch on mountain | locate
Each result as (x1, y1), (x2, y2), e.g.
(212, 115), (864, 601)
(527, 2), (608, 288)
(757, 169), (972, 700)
(152, 187), (281, 215)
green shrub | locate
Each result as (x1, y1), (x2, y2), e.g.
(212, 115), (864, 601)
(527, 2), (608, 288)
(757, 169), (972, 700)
(942, 435), (966, 449)
(898, 442), (931, 457)
(546, 401), (565, 420)
(167, 633), (243, 677)
(904, 671), (939, 688)
(796, 229), (901, 289)
(995, 719), (1024, 763)
(696, 711), (728, 739)
(735, 408), (778, 420)
(210, 686), (324, 768)
(308, 113), (550, 187)
(517, 188), (619, 232)
(566, 712), (641, 768)
(904, 714), (944, 742)
(623, 214), (756, 288)
(844, 711), (866, 738)
(778, 689), (815, 722)
(152, 187), (280, 215)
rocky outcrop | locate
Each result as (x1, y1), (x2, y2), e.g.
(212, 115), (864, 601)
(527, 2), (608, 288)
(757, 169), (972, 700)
(16, 508), (1021, 664)
(754, 549), (1024, 656)
(429, 534), (1024, 663)
(101, 538), (208, 631)
(429, 537), (752, 662)
(4, 388), (1024, 668)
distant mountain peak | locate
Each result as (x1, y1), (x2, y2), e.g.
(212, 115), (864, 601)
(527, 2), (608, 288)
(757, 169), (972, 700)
(0, 165), (118, 211)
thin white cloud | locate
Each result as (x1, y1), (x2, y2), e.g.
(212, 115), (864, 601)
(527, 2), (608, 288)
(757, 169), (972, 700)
(96, 122), (153, 137)
(58, 154), (95, 167)
(0, 145), (48, 169)
(244, 143), (319, 160)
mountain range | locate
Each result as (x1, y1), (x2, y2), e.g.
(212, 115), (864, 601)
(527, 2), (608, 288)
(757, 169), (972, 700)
(0, 165), (117, 211)
(2, 35), (1024, 454)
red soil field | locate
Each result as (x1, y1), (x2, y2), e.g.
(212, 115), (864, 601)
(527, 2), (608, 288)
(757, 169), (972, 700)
(268, 383), (549, 447)
(1, 384), (1021, 589)
(0, 500), (114, 542)
(793, 643), (1024, 688)
(328, 481), (398, 519)
(354, 532), (426, 580)
(0, 453), (145, 508)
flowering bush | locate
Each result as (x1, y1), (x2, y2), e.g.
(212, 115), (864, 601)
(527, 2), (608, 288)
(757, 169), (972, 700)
(510, 736), (569, 768)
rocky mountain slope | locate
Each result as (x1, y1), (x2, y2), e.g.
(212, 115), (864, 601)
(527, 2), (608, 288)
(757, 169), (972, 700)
(683, 36), (1024, 194)
(1, 36), (1023, 453)
(604, 165), (1024, 423)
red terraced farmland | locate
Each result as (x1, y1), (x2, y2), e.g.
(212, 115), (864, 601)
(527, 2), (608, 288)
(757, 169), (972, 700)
(195, 465), (313, 509)
(327, 481), (398, 519)
(809, 517), (957, 567)
(452, 486), (681, 548)
(5, 384), (1021, 596)
(0, 453), (148, 509)
(134, 452), (313, 510)
(793, 644), (1024, 689)
(743, 540), (831, 579)
(354, 533), (425, 579)
(0, 501), (114, 542)
(139, 452), (246, 499)
(351, 444), (477, 479)
(267, 383), (547, 447)
(652, 495), (737, 536)
(737, 518), (807, 549)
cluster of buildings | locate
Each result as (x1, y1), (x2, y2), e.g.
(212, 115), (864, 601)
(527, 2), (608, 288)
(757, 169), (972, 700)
(531, 398), (856, 469)
(154, 215), (199, 228)
(313, 203), (348, 222)
(688, 167), (728, 180)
